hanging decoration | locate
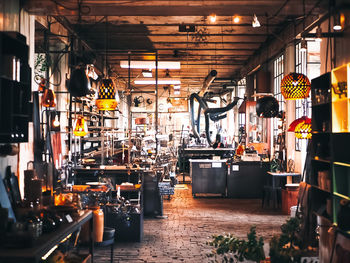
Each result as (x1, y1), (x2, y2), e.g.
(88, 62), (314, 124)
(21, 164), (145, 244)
(280, 73), (311, 100)
(256, 96), (279, 118)
(288, 116), (312, 139)
(73, 115), (88, 137)
(95, 78), (118, 111)
(41, 88), (57, 108)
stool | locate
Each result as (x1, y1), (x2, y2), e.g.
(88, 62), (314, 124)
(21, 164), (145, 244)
(262, 185), (281, 208)
(95, 227), (115, 263)
(95, 239), (114, 263)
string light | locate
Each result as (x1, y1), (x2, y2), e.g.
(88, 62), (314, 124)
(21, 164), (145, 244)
(209, 14), (217, 23)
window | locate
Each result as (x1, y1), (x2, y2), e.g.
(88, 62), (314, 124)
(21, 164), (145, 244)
(295, 41), (320, 150)
(273, 54), (284, 140)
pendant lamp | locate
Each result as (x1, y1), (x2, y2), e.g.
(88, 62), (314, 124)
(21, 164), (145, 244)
(95, 78), (118, 111)
(73, 115), (88, 137)
(288, 116), (312, 139)
(281, 73), (311, 100)
(42, 88), (57, 108)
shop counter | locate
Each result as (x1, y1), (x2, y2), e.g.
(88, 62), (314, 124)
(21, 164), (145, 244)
(190, 159), (227, 196)
(227, 161), (270, 198)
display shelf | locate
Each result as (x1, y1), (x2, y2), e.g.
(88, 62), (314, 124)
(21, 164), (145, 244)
(311, 184), (332, 194)
(312, 157), (331, 163)
(334, 192), (350, 200)
(331, 64), (348, 102)
(334, 161), (350, 167)
(332, 99), (348, 132)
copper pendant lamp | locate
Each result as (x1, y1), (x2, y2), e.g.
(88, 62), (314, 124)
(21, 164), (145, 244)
(42, 88), (57, 108)
(73, 115), (88, 137)
(281, 73), (311, 100)
(95, 78), (118, 111)
(288, 116), (312, 139)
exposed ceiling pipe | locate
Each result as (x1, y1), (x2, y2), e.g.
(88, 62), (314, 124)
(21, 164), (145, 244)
(198, 70), (217, 96)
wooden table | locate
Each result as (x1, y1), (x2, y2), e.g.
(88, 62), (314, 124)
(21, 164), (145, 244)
(267, 171), (301, 188)
(0, 210), (93, 263)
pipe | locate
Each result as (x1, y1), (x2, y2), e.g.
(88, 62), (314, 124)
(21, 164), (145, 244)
(198, 70), (217, 96)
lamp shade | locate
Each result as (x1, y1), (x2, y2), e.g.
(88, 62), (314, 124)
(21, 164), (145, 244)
(73, 115), (88, 137)
(42, 88), (57, 108)
(68, 68), (90, 97)
(281, 73), (311, 100)
(256, 96), (279, 118)
(95, 78), (118, 111)
(288, 116), (312, 139)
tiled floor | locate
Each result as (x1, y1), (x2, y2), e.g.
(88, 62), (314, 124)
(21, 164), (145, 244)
(94, 185), (288, 262)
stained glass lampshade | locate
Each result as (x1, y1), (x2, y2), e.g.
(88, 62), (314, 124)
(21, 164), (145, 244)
(73, 115), (88, 137)
(95, 78), (118, 111)
(281, 73), (311, 100)
(288, 116), (312, 139)
(42, 88), (57, 108)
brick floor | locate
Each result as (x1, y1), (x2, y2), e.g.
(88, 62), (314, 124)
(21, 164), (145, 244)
(93, 185), (288, 263)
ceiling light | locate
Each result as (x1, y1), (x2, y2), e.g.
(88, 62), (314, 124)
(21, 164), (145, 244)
(233, 16), (240, 24)
(315, 26), (322, 42)
(300, 38), (307, 52)
(173, 85), (181, 90)
(288, 116), (312, 139)
(252, 14), (261, 28)
(333, 13), (342, 31)
(174, 90), (181, 95)
(73, 115), (88, 137)
(142, 69), (153, 78)
(120, 61), (181, 69)
(42, 88), (57, 108)
(134, 78), (181, 85)
(209, 14), (217, 23)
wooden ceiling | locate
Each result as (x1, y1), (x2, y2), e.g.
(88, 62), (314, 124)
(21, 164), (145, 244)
(25, 0), (328, 94)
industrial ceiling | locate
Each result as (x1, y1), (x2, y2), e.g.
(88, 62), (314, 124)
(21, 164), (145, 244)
(24, 0), (330, 95)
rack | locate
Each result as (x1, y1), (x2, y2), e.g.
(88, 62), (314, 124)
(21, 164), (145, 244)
(311, 65), (350, 262)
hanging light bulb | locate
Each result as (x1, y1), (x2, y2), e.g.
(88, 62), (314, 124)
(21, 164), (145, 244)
(315, 26), (322, 42)
(53, 114), (60, 127)
(73, 115), (88, 137)
(333, 13), (342, 31)
(42, 88), (57, 108)
(300, 38), (307, 52)
(209, 14), (217, 23)
(95, 78), (118, 111)
(252, 14), (261, 28)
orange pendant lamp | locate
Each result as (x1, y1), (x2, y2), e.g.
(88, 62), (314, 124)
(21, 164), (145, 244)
(73, 115), (88, 137)
(281, 73), (311, 100)
(288, 116), (312, 139)
(95, 78), (118, 111)
(42, 88), (57, 108)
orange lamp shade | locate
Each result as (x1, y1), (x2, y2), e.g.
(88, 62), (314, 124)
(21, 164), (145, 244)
(73, 116), (88, 137)
(281, 73), (311, 100)
(95, 78), (118, 111)
(42, 88), (57, 108)
(288, 116), (312, 139)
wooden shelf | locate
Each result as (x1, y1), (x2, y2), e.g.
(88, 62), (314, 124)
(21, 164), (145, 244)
(334, 192), (350, 200)
(334, 161), (350, 168)
(313, 157), (331, 163)
(311, 184), (332, 194)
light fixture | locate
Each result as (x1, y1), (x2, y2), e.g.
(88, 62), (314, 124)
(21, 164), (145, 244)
(41, 88), (57, 108)
(120, 61), (181, 69)
(333, 13), (342, 31)
(50, 111), (60, 131)
(300, 38), (307, 52)
(288, 116), (312, 139)
(142, 69), (153, 78)
(73, 115), (88, 137)
(134, 78), (181, 85)
(233, 16), (240, 23)
(252, 14), (261, 28)
(209, 14), (217, 23)
(173, 85), (181, 90)
(95, 78), (118, 111)
(281, 73), (311, 100)
(315, 26), (322, 42)
(174, 90), (181, 95)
